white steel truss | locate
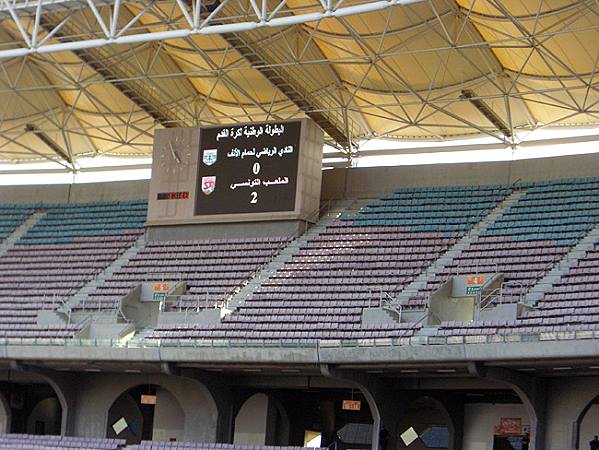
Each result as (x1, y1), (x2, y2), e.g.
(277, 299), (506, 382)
(0, 0), (597, 165)
(0, 0), (425, 59)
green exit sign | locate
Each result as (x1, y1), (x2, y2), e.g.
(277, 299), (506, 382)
(466, 286), (481, 295)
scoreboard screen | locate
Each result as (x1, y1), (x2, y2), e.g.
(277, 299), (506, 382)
(195, 121), (301, 215)
(147, 118), (323, 225)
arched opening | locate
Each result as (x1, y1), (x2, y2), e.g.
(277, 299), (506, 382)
(396, 397), (453, 450)
(233, 387), (375, 449)
(575, 395), (599, 450)
(234, 393), (290, 446)
(0, 379), (62, 436)
(106, 384), (184, 445)
(26, 397), (61, 435)
(463, 390), (529, 450)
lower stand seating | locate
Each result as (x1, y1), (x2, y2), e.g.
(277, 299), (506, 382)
(76, 236), (291, 311)
(0, 434), (126, 449)
(130, 442), (326, 450)
(405, 177), (599, 308)
(0, 200), (146, 339)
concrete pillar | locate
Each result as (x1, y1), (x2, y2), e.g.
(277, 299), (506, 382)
(468, 363), (546, 450)
(320, 399), (336, 447)
(442, 394), (465, 450)
(69, 372), (218, 441)
(0, 390), (11, 433)
(320, 365), (381, 450)
(9, 363), (77, 436)
(179, 368), (236, 443)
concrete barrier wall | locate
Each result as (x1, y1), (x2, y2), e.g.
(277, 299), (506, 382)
(1, 153), (597, 204)
(321, 153), (599, 199)
(0, 180), (149, 204)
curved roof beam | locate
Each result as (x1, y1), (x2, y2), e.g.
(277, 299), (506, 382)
(456, 0), (594, 22)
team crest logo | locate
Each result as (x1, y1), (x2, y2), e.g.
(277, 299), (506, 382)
(203, 148), (218, 166)
(201, 176), (216, 195)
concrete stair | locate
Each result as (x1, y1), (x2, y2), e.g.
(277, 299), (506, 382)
(227, 199), (363, 312)
(417, 325), (440, 336)
(59, 234), (146, 313)
(125, 326), (155, 347)
(0, 210), (46, 258)
(361, 305), (402, 325)
(393, 189), (528, 307)
(522, 224), (599, 305)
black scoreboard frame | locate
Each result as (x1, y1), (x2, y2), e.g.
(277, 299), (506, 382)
(146, 118), (323, 226)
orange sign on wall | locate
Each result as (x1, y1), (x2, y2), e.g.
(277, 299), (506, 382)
(466, 276), (485, 285)
(153, 282), (170, 292)
(342, 400), (361, 411)
(494, 417), (522, 436)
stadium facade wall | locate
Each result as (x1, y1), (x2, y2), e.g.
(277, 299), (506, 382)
(0, 180), (149, 204)
(2, 364), (599, 449)
(2, 153), (598, 205)
(322, 153), (599, 199)
(147, 220), (305, 240)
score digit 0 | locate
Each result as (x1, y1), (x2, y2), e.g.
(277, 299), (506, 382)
(251, 163), (260, 204)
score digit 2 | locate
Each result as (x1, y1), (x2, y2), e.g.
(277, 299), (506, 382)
(250, 191), (258, 204)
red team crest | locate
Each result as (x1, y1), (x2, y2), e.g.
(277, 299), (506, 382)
(201, 176), (216, 195)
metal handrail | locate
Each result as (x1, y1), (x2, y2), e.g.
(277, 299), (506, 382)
(368, 288), (402, 322)
(140, 272), (184, 283)
(398, 308), (429, 339)
(155, 293), (228, 313)
(478, 287), (502, 314)
(510, 178), (523, 189)
(299, 198), (335, 236)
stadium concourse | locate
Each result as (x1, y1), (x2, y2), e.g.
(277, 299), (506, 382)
(0, 155), (597, 450)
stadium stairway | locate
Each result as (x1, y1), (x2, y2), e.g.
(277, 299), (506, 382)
(226, 198), (363, 312)
(126, 325), (156, 346)
(522, 223), (599, 306)
(59, 233), (147, 314)
(0, 210), (46, 258)
(392, 188), (528, 307)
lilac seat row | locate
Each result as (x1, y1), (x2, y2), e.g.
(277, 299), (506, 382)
(132, 441), (324, 450)
(0, 433), (125, 449)
(0, 200), (147, 338)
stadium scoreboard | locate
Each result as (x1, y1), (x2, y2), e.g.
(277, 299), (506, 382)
(196, 121), (300, 215)
(147, 119), (323, 225)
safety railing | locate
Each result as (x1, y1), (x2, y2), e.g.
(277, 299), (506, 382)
(478, 287), (501, 313)
(2, 327), (597, 350)
(298, 198), (336, 237)
(367, 288), (402, 323)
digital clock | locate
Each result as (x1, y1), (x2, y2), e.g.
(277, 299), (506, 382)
(157, 191), (189, 200)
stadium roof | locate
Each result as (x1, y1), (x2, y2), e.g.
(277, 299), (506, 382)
(0, 0), (597, 167)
